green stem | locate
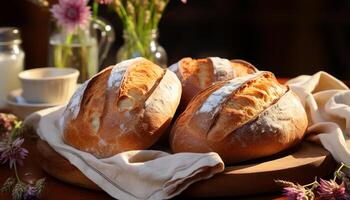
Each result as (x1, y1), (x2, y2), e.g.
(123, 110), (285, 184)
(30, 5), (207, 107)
(118, 4), (145, 56)
(152, 0), (169, 29)
(65, 33), (73, 46)
(92, 1), (99, 19)
(303, 181), (319, 188)
(137, 5), (144, 37)
(333, 162), (346, 181)
(60, 32), (74, 68)
(77, 30), (88, 82)
(149, 3), (155, 31)
(10, 121), (22, 142)
(13, 164), (21, 183)
(52, 30), (74, 69)
(342, 162), (350, 169)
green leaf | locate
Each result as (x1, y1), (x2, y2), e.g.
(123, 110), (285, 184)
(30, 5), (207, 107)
(11, 182), (26, 200)
(35, 178), (46, 196)
(10, 121), (23, 141)
(0, 177), (15, 193)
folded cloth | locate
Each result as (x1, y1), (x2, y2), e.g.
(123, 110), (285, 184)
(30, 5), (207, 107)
(26, 106), (224, 200)
(287, 71), (350, 165)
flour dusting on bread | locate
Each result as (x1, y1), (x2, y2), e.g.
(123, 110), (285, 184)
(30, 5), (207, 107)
(145, 70), (182, 115)
(65, 80), (90, 120)
(209, 57), (235, 81)
(62, 58), (182, 158)
(107, 57), (142, 89)
(197, 72), (263, 115)
(169, 62), (179, 73)
(197, 80), (242, 114)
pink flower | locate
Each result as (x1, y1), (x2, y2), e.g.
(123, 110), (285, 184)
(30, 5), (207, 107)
(0, 113), (18, 140)
(0, 137), (28, 168)
(283, 186), (309, 200)
(181, 0), (187, 3)
(96, 0), (113, 4)
(50, 0), (91, 33)
(318, 179), (350, 200)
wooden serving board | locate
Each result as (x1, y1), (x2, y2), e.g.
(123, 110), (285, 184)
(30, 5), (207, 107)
(36, 138), (336, 197)
(184, 141), (336, 197)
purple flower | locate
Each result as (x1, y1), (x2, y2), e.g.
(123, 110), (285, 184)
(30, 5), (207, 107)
(283, 186), (308, 200)
(96, 0), (112, 4)
(50, 0), (91, 33)
(0, 137), (28, 168)
(318, 179), (350, 200)
(23, 186), (39, 200)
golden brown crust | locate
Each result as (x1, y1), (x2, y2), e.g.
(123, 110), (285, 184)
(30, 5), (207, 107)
(175, 58), (215, 106)
(207, 72), (286, 141)
(169, 57), (258, 110)
(230, 59), (258, 76)
(63, 58), (182, 158)
(170, 71), (308, 165)
(117, 60), (165, 112)
(63, 67), (111, 156)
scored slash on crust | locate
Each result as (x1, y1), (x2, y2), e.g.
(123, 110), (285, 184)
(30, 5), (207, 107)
(170, 70), (308, 165)
(61, 58), (182, 158)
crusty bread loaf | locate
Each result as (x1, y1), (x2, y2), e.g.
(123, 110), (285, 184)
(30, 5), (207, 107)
(62, 57), (182, 158)
(169, 57), (258, 108)
(170, 71), (308, 165)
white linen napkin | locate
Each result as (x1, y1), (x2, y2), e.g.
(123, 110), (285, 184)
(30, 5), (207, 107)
(26, 106), (224, 200)
(287, 71), (350, 165)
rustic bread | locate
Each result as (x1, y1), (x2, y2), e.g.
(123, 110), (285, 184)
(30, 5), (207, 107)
(61, 57), (182, 158)
(169, 57), (258, 108)
(170, 71), (308, 165)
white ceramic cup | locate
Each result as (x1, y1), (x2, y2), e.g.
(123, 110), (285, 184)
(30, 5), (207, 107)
(18, 67), (79, 104)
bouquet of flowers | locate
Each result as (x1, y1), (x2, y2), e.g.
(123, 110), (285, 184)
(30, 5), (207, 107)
(29, 0), (115, 82)
(113, 0), (186, 65)
(29, 0), (186, 78)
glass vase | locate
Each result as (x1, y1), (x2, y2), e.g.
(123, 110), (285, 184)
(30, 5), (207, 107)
(49, 18), (115, 83)
(116, 29), (167, 68)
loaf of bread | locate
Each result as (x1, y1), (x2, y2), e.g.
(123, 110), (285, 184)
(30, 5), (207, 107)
(170, 71), (308, 165)
(169, 57), (257, 107)
(61, 57), (182, 158)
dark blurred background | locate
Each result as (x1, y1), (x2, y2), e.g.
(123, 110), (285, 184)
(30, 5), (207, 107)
(1, 0), (350, 79)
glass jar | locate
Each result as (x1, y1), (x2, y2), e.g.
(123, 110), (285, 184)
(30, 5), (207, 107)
(49, 18), (115, 83)
(116, 29), (167, 68)
(0, 28), (24, 108)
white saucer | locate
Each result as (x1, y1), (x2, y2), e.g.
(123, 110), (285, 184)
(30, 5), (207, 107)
(6, 89), (63, 119)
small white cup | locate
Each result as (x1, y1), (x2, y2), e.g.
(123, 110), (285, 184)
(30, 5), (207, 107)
(18, 67), (79, 104)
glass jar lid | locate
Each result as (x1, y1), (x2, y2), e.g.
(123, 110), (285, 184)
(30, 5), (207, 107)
(0, 27), (21, 45)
